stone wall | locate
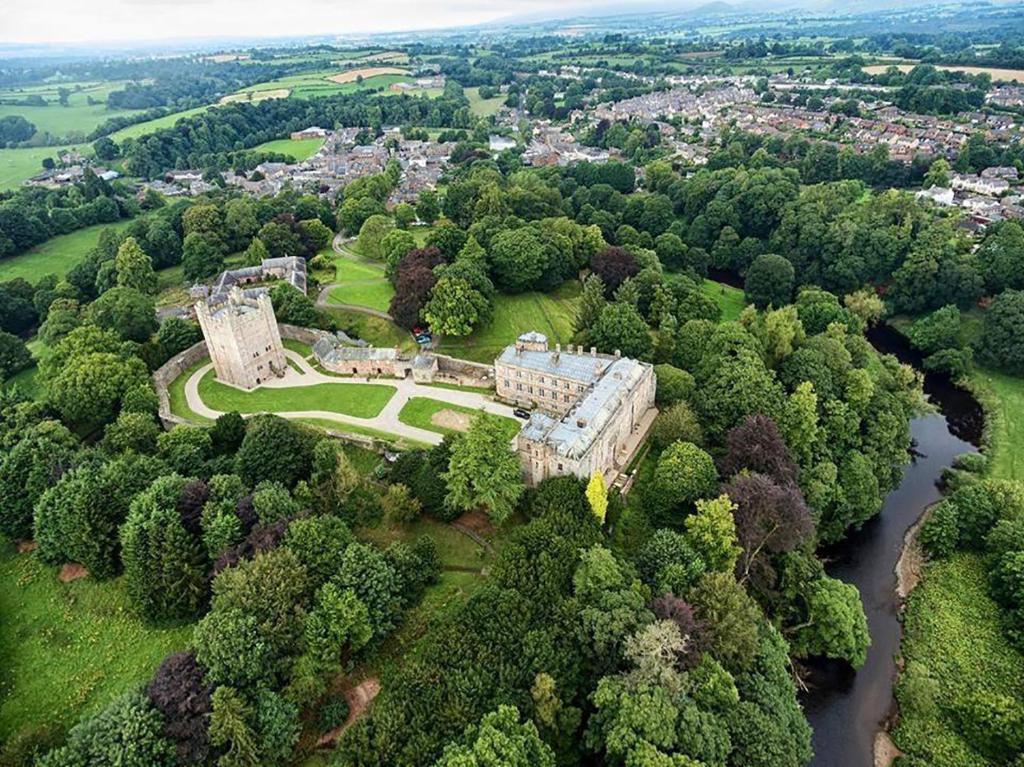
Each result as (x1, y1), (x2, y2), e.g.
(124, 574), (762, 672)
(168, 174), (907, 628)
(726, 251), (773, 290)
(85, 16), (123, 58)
(434, 354), (495, 388)
(153, 340), (209, 428)
(278, 323), (335, 347)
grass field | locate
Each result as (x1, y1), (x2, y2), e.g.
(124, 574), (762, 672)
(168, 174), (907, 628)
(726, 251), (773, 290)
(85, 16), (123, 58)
(167, 358), (214, 424)
(465, 87), (505, 118)
(197, 368), (396, 418)
(701, 279), (746, 321)
(0, 544), (192, 741)
(397, 397), (520, 438)
(893, 553), (1024, 765)
(109, 106), (212, 141)
(0, 144), (82, 190)
(359, 518), (490, 570)
(251, 137), (325, 161)
(0, 103), (136, 142)
(220, 70), (412, 103)
(325, 308), (418, 354)
(436, 282), (581, 363)
(0, 219), (134, 282)
(971, 367), (1024, 482)
(325, 254), (394, 312)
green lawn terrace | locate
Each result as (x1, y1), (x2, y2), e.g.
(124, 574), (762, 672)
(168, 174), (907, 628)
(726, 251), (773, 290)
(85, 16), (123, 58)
(436, 282), (582, 363)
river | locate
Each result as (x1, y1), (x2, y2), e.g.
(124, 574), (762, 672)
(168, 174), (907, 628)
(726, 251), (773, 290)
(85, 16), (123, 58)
(802, 323), (983, 767)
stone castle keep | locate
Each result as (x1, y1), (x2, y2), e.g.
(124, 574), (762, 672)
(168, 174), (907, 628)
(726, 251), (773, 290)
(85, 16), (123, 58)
(196, 287), (287, 389)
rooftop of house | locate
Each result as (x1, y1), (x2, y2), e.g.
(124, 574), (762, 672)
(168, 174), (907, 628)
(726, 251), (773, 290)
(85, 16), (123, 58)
(520, 356), (651, 460)
(496, 340), (613, 384)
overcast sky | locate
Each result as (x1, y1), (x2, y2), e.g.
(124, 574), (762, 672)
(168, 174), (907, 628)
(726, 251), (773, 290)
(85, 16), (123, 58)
(2, 0), (595, 45)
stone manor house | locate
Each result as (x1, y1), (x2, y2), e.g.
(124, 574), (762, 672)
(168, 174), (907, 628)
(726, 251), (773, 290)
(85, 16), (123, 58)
(495, 332), (657, 485)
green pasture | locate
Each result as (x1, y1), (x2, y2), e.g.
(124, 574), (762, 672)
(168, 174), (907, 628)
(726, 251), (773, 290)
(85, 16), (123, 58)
(0, 545), (192, 741)
(0, 219), (134, 282)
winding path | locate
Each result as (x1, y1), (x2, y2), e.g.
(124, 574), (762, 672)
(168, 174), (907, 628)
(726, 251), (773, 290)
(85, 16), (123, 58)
(320, 235), (396, 320)
(183, 349), (515, 445)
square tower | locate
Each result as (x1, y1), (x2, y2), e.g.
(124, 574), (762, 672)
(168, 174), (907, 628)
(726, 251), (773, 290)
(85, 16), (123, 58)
(196, 287), (287, 390)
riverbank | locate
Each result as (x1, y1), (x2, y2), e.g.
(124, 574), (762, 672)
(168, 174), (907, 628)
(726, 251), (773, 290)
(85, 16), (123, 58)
(881, 324), (1024, 766)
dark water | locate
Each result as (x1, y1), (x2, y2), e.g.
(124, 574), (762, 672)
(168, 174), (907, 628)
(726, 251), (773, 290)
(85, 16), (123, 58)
(802, 324), (982, 767)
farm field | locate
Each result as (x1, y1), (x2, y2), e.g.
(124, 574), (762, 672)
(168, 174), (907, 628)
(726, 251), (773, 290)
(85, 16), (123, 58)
(109, 105), (213, 141)
(0, 103), (136, 142)
(251, 136), (325, 161)
(196, 368), (396, 418)
(0, 144), (82, 190)
(327, 67), (409, 84)
(397, 397), (520, 438)
(0, 80), (140, 140)
(219, 88), (290, 105)
(862, 62), (1024, 81)
(0, 544), (192, 741)
(435, 282), (581, 363)
(221, 69), (412, 103)
(0, 219), (134, 282)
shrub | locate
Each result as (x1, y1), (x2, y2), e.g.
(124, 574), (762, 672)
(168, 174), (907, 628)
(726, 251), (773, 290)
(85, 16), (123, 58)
(317, 694), (350, 732)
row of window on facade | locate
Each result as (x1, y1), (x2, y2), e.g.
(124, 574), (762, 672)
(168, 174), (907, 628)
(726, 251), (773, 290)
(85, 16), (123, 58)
(512, 370), (585, 393)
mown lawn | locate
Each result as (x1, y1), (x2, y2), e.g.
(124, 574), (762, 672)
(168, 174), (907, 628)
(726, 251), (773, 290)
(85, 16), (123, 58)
(0, 544), (192, 741)
(893, 553), (1024, 766)
(323, 250), (395, 312)
(251, 137), (325, 161)
(197, 369), (396, 418)
(701, 279), (746, 322)
(397, 397), (519, 438)
(167, 358), (213, 424)
(436, 282), (581, 363)
(0, 144), (85, 191)
(0, 219), (134, 282)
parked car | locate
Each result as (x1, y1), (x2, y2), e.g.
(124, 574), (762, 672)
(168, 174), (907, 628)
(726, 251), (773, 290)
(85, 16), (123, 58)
(513, 408), (531, 419)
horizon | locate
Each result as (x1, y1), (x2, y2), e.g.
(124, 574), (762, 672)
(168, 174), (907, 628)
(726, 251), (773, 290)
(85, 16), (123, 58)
(2, 0), (638, 47)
